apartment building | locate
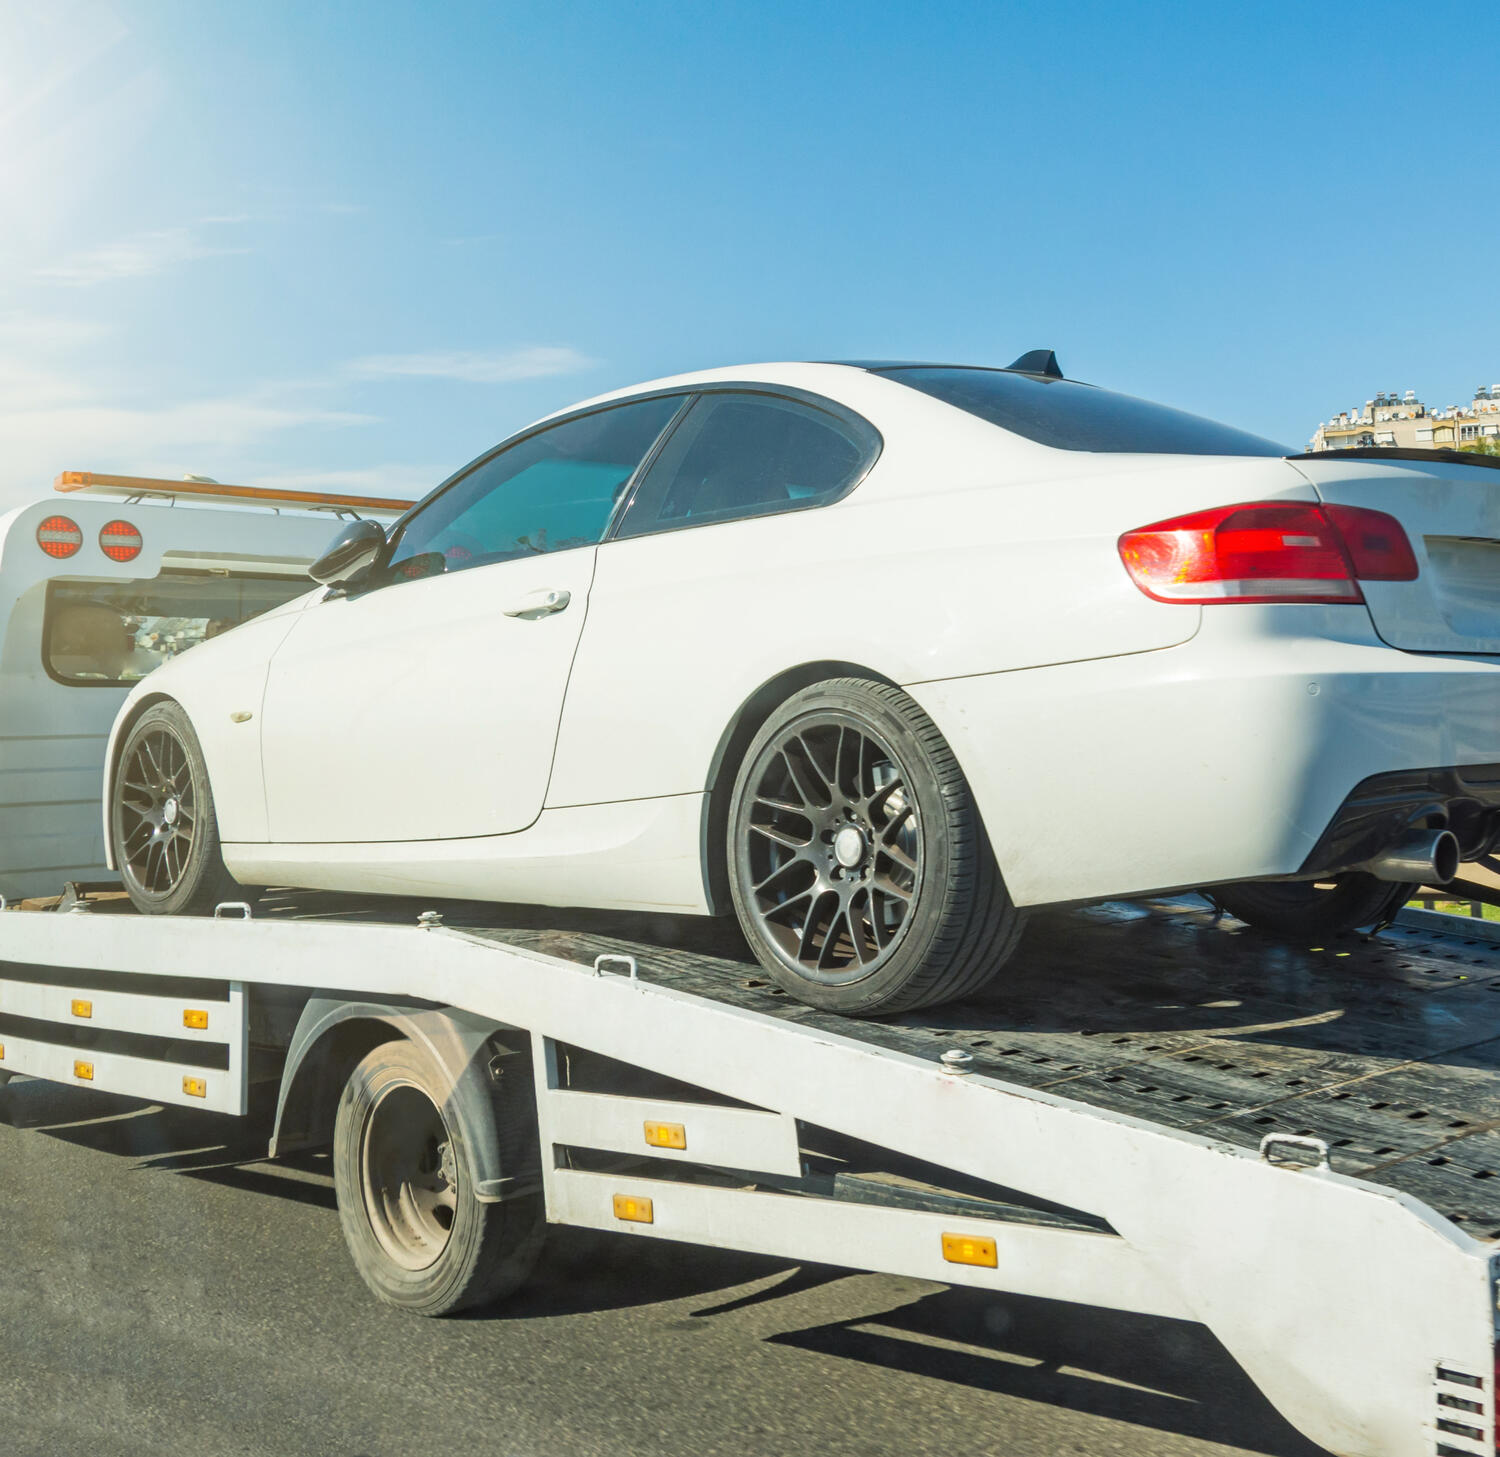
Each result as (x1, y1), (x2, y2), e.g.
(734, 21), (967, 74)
(1309, 383), (1500, 451)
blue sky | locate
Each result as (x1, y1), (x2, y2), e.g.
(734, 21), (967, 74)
(1, 0), (1496, 509)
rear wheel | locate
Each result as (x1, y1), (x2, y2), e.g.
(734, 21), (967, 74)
(1211, 874), (1415, 938)
(112, 701), (246, 916)
(333, 1040), (545, 1316)
(726, 678), (1022, 1016)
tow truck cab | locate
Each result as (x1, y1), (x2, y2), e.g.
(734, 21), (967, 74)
(0, 472), (412, 900)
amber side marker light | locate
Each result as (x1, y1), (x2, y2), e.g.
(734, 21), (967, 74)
(941, 1232), (998, 1268)
(70, 999), (92, 1019)
(183, 1008), (209, 1030)
(183, 1077), (207, 1099)
(613, 1194), (654, 1224)
(643, 1121), (687, 1150)
(74, 1060), (94, 1081)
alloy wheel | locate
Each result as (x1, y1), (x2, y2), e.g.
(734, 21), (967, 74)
(117, 727), (198, 896)
(737, 715), (923, 984)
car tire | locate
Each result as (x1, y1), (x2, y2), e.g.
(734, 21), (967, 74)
(1210, 874), (1415, 938)
(112, 701), (249, 916)
(726, 677), (1022, 1016)
(333, 1039), (545, 1316)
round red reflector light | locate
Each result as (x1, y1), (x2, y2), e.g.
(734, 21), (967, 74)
(99, 519), (143, 563)
(36, 515), (83, 559)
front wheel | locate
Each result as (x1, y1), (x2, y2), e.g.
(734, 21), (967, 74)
(1210, 874), (1415, 938)
(112, 701), (246, 916)
(726, 678), (1022, 1016)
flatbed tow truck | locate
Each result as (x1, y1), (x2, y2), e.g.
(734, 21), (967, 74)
(1, 883), (1498, 1457)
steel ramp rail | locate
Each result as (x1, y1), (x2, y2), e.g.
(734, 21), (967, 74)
(0, 902), (1495, 1456)
(468, 896), (1500, 1241)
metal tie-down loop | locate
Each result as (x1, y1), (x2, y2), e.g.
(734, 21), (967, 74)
(593, 953), (640, 982)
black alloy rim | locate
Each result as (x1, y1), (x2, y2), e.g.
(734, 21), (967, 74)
(117, 727), (197, 896)
(737, 714), (923, 984)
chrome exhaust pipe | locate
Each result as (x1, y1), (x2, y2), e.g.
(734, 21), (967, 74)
(1364, 828), (1460, 885)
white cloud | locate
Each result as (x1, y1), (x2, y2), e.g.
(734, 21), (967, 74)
(0, 357), (93, 411)
(34, 226), (247, 286)
(0, 387), (374, 507)
(348, 346), (595, 384)
(13, 398), (372, 451)
(0, 314), (109, 351)
(0, 314), (589, 511)
(0, 315), (108, 407)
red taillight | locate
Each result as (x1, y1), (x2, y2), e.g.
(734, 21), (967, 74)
(36, 515), (82, 559)
(99, 519), (142, 562)
(1323, 504), (1419, 581)
(1119, 501), (1418, 605)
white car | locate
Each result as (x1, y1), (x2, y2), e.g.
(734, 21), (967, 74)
(102, 355), (1500, 1013)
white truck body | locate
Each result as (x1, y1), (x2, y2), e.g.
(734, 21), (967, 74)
(0, 478), (408, 899)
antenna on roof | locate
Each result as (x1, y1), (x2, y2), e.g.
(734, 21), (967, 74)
(1007, 349), (1063, 379)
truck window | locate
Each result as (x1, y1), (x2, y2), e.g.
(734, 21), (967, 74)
(43, 572), (310, 686)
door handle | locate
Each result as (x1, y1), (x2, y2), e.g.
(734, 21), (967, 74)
(502, 588), (571, 619)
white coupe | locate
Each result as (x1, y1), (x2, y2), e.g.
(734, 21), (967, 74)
(102, 355), (1500, 1013)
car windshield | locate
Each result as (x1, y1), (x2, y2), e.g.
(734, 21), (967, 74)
(878, 366), (1290, 456)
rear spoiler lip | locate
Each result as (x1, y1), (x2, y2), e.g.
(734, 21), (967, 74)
(1287, 447), (1500, 473)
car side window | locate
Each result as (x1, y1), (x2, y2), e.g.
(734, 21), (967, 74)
(614, 392), (875, 539)
(384, 394), (683, 582)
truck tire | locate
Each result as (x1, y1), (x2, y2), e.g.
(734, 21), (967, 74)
(112, 701), (247, 916)
(333, 1039), (544, 1316)
(1211, 874), (1415, 938)
(727, 677), (1022, 1016)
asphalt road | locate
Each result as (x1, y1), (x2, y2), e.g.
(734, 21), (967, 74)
(0, 1076), (1327, 1457)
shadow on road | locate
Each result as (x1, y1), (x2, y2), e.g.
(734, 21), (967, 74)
(766, 1283), (1326, 1457)
(479, 1226), (1324, 1455)
(0, 1078), (344, 1207)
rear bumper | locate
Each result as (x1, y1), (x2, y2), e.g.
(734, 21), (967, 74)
(1299, 764), (1500, 875)
(903, 605), (1500, 907)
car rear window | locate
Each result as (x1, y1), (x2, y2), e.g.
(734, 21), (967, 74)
(615, 392), (876, 537)
(878, 366), (1289, 456)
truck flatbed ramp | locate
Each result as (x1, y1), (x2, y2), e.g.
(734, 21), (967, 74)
(3, 890), (1499, 1457)
(275, 890), (1500, 1236)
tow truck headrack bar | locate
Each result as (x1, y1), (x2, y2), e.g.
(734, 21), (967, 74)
(52, 471), (415, 515)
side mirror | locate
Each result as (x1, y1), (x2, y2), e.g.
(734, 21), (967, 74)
(309, 518), (387, 588)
